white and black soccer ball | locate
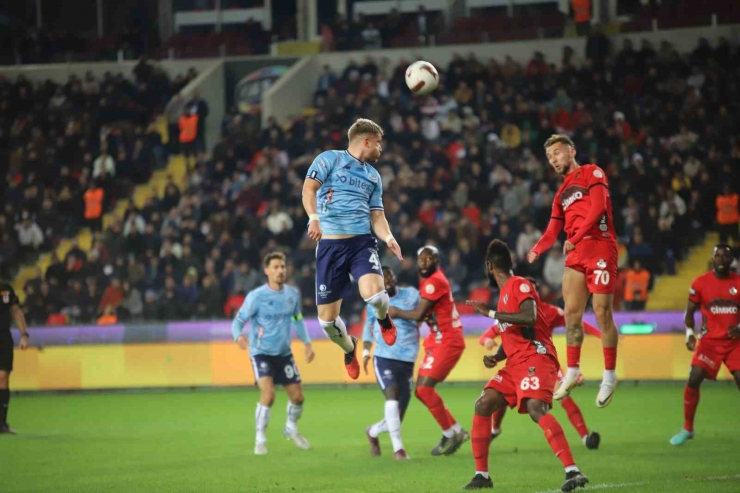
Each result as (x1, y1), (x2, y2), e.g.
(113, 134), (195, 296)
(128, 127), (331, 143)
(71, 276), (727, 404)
(405, 60), (439, 95)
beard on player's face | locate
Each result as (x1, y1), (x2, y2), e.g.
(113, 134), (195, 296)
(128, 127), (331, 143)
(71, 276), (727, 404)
(418, 263), (437, 278)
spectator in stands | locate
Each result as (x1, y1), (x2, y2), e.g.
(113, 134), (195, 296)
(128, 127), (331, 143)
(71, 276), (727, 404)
(164, 94), (185, 155)
(623, 259), (651, 311)
(716, 183), (739, 244)
(14, 212), (44, 263)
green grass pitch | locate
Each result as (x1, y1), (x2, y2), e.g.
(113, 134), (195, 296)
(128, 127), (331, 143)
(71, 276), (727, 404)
(1, 383), (739, 493)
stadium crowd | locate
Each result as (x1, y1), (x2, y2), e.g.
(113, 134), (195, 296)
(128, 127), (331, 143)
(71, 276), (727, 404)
(4, 36), (740, 326)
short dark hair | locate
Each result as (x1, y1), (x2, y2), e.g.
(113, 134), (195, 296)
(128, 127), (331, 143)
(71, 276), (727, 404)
(486, 239), (512, 272)
(263, 251), (287, 268)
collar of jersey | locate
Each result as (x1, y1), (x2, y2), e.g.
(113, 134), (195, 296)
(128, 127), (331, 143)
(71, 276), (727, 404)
(345, 150), (366, 165)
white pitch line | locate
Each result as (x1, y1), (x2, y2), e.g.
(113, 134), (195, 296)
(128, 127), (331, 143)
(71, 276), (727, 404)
(532, 473), (740, 493)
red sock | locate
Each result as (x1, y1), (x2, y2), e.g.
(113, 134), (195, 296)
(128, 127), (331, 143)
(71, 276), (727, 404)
(538, 413), (576, 469)
(683, 386), (700, 433)
(472, 414), (491, 473)
(416, 387), (452, 431)
(491, 407), (505, 431)
(603, 346), (617, 371)
(566, 346), (581, 369)
(444, 407), (458, 429)
(560, 397), (588, 438)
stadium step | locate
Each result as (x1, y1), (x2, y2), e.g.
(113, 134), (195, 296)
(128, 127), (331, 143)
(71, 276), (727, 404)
(646, 232), (718, 311)
(13, 117), (188, 303)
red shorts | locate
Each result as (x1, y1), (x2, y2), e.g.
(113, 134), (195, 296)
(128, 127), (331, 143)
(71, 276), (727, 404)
(418, 340), (465, 382)
(691, 337), (740, 380)
(564, 239), (618, 294)
(485, 355), (559, 414)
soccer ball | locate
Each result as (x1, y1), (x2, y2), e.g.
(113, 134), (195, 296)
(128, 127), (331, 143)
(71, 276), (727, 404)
(405, 61), (439, 95)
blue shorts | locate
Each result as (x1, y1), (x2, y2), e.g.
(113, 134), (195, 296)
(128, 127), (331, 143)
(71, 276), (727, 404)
(250, 354), (301, 386)
(315, 234), (382, 305)
(373, 356), (414, 392)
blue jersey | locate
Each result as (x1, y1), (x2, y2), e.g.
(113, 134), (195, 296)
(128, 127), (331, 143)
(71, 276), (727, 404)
(306, 150), (384, 235)
(231, 284), (310, 357)
(363, 287), (420, 363)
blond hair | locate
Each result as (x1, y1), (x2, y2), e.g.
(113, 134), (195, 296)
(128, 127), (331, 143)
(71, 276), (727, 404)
(263, 251), (287, 268)
(544, 134), (575, 149)
(348, 118), (384, 142)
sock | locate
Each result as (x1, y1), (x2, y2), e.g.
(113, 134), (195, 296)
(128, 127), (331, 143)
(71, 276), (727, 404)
(566, 346), (581, 370)
(385, 400), (404, 452)
(286, 402), (303, 433)
(603, 369), (616, 382)
(603, 346), (617, 372)
(537, 413), (576, 469)
(683, 386), (700, 433)
(319, 317), (354, 352)
(0, 389), (8, 425)
(451, 422), (462, 434)
(415, 386), (453, 433)
(476, 472), (490, 479)
(491, 407), (505, 433)
(365, 290), (392, 329)
(560, 397), (588, 439)
(255, 403), (271, 444)
(472, 414), (491, 474)
(369, 419), (388, 438)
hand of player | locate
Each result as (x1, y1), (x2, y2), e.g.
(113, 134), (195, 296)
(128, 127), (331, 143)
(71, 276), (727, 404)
(685, 334), (697, 351)
(307, 219), (322, 242)
(527, 250), (539, 263)
(388, 306), (399, 318)
(483, 354), (498, 369)
(386, 237), (403, 261)
(304, 343), (315, 363)
(728, 325), (740, 339)
(563, 240), (575, 255)
(465, 300), (490, 317)
(236, 335), (248, 351)
(363, 354), (371, 375)
(483, 338), (498, 351)
(19, 334), (29, 350)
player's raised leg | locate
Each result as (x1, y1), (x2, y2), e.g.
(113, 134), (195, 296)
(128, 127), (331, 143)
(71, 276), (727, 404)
(554, 267), (590, 400)
(592, 291), (618, 407)
(360, 273), (397, 346)
(463, 388), (507, 489)
(670, 365), (705, 445)
(283, 382), (310, 450)
(527, 398), (589, 492)
(254, 374), (275, 455)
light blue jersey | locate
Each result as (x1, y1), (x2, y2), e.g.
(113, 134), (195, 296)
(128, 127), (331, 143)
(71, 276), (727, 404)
(231, 284), (310, 357)
(363, 287), (420, 363)
(306, 150), (384, 235)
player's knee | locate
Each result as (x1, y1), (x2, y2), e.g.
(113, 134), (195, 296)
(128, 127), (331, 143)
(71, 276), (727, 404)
(0, 371), (9, 388)
(592, 303), (613, 326)
(291, 393), (305, 406)
(687, 369), (704, 389)
(261, 389), (276, 407)
(563, 305), (584, 324)
(474, 394), (496, 416)
(526, 399), (549, 423)
(415, 385), (434, 405)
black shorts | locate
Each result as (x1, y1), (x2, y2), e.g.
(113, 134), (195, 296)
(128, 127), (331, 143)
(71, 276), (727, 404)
(0, 334), (13, 372)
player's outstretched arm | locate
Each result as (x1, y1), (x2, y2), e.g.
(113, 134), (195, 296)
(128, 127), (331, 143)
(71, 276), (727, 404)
(370, 210), (402, 260)
(684, 299), (700, 351)
(291, 313), (314, 363)
(389, 297), (433, 322)
(478, 325), (500, 350)
(528, 217), (563, 262)
(302, 178), (322, 242)
(10, 303), (29, 350)
(467, 299), (536, 326)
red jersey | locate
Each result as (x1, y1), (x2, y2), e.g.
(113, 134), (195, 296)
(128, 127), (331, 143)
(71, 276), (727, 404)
(552, 164), (616, 243)
(496, 276), (558, 367)
(420, 270), (464, 347)
(479, 303), (601, 343)
(689, 271), (740, 341)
